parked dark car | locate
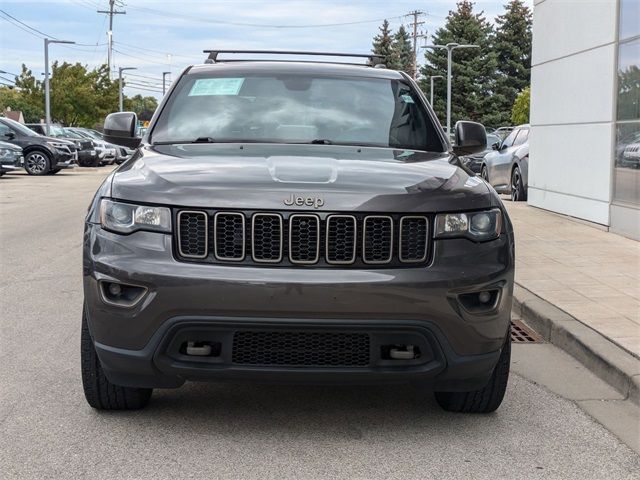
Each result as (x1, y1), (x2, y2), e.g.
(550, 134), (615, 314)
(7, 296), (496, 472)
(481, 124), (530, 202)
(82, 51), (514, 413)
(460, 133), (501, 174)
(0, 117), (77, 175)
(27, 123), (100, 167)
(0, 140), (23, 176)
(65, 127), (117, 165)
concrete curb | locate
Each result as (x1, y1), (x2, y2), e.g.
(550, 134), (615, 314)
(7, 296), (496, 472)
(513, 284), (640, 405)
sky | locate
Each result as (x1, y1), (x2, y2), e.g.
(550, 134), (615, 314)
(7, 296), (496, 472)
(0, 0), (533, 99)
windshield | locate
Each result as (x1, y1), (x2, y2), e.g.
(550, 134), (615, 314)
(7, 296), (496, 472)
(63, 129), (85, 139)
(47, 125), (67, 137)
(3, 118), (38, 136)
(151, 73), (442, 152)
(81, 129), (103, 140)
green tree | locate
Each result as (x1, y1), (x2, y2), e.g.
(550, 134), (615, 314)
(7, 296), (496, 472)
(419, 1), (499, 128)
(124, 94), (158, 117)
(10, 65), (44, 122)
(391, 25), (413, 74)
(0, 86), (43, 123)
(47, 61), (118, 127)
(372, 20), (395, 67)
(494, 0), (532, 126)
(511, 86), (530, 124)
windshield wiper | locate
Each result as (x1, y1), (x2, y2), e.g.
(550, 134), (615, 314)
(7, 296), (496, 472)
(308, 139), (333, 144)
(193, 136), (216, 143)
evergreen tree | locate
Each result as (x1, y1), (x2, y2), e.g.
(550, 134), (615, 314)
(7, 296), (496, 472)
(372, 20), (394, 66)
(419, 1), (499, 129)
(390, 25), (413, 74)
(494, 0), (532, 126)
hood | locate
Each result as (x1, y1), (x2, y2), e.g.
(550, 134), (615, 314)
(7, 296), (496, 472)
(111, 143), (492, 212)
(39, 135), (75, 145)
(0, 141), (22, 152)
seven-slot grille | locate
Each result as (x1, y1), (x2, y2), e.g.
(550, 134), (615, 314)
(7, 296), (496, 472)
(176, 210), (430, 267)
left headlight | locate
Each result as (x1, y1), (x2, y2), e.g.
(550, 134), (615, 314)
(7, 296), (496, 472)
(47, 141), (70, 150)
(0, 148), (17, 160)
(435, 208), (502, 241)
(100, 199), (171, 234)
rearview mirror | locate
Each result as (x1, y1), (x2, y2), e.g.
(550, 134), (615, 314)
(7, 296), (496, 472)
(103, 112), (141, 149)
(452, 121), (487, 156)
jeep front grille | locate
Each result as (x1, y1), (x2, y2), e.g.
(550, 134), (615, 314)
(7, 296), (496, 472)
(232, 330), (370, 367)
(175, 210), (431, 268)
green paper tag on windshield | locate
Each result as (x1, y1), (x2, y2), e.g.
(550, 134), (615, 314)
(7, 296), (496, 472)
(189, 78), (245, 96)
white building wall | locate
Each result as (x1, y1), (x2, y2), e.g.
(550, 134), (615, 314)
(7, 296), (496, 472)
(529, 0), (618, 225)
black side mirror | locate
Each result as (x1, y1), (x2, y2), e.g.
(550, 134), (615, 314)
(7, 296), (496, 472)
(4, 131), (15, 140)
(491, 142), (500, 150)
(103, 112), (141, 149)
(452, 121), (487, 156)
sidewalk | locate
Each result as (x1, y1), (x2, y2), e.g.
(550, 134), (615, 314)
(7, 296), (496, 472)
(504, 201), (640, 358)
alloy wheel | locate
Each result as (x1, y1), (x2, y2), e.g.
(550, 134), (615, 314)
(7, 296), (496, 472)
(511, 168), (521, 202)
(26, 153), (47, 174)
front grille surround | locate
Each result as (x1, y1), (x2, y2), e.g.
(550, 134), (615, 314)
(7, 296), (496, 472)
(251, 213), (283, 263)
(289, 214), (321, 264)
(177, 210), (208, 259)
(213, 212), (246, 262)
(325, 214), (357, 265)
(399, 216), (429, 263)
(362, 215), (394, 264)
(174, 209), (432, 268)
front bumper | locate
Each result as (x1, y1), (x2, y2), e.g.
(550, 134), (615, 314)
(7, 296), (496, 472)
(83, 222), (514, 389)
(52, 149), (77, 168)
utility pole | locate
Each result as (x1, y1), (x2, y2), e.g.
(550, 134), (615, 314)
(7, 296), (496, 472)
(422, 43), (479, 136)
(44, 38), (75, 135)
(98, 0), (126, 80)
(406, 10), (425, 79)
(162, 71), (171, 95)
(118, 67), (136, 112)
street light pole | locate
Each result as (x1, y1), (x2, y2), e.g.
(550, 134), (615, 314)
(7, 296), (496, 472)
(429, 75), (444, 106)
(118, 67), (137, 111)
(44, 38), (75, 135)
(162, 71), (171, 95)
(422, 43), (479, 137)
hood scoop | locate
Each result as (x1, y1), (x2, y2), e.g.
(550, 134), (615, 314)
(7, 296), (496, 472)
(267, 156), (338, 184)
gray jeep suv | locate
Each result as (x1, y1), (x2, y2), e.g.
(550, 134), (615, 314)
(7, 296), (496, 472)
(82, 51), (515, 413)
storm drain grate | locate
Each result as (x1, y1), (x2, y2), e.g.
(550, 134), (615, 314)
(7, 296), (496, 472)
(510, 319), (543, 343)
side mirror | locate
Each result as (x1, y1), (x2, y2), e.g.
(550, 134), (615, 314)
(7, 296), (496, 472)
(4, 131), (15, 140)
(452, 121), (487, 156)
(491, 142), (500, 150)
(103, 112), (141, 149)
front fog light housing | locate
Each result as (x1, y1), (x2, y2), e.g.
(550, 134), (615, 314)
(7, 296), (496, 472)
(100, 199), (171, 234)
(435, 209), (502, 241)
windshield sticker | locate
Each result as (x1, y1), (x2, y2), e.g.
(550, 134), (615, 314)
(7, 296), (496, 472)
(401, 94), (415, 104)
(189, 78), (245, 96)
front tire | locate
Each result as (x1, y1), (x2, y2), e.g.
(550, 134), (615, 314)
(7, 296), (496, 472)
(81, 308), (152, 410)
(510, 166), (527, 202)
(435, 336), (511, 413)
(24, 151), (51, 175)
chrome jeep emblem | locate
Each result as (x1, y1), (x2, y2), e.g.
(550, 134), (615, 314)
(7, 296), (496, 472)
(284, 194), (324, 209)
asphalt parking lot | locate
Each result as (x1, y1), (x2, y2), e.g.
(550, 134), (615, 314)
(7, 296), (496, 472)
(1, 167), (639, 479)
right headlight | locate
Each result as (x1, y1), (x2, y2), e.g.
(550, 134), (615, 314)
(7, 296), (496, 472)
(100, 199), (171, 234)
(0, 148), (17, 161)
(435, 208), (502, 241)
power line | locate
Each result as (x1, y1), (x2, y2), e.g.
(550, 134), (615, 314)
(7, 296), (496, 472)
(0, 75), (16, 84)
(125, 4), (405, 29)
(113, 41), (200, 61)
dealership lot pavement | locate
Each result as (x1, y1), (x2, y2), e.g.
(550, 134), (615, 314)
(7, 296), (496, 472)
(1, 168), (638, 479)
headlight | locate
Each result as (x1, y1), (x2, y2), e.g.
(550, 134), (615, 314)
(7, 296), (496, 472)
(100, 199), (171, 234)
(435, 209), (502, 241)
(47, 141), (70, 149)
(0, 148), (17, 160)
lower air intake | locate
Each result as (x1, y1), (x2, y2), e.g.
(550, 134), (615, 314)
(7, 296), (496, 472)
(232, 330), (370, 367)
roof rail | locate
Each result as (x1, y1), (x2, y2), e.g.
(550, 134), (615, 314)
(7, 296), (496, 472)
(203, 50), (386, 67)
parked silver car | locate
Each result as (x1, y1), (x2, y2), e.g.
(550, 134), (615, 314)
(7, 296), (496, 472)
(481, 124), (529, 202)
